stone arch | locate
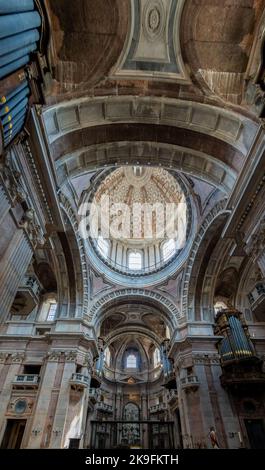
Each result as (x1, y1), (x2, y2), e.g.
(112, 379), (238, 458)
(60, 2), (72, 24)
(215, 267), (239, 303)
(43, 96), (258, 177)
(105, 326), (162, 350)
(59, 192), (90, 317)
(90, 288), (180, 328)
(114, 336), (150, 371)
(198, 238), (235, 323)
(57, 141), (236, 194)
(236, 257), (263, 321)
(181, 200), (230, 321)
(47, 233), (71, 319)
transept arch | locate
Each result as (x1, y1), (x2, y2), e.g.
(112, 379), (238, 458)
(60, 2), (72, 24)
(181, 200), (230, 321)
(43, 96), (258, 179)
(105, 327), (162, 350)
(90, 288), (180, 329)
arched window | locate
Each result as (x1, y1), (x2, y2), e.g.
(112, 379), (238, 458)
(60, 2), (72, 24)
(97, 235), (109, 259)
(104, 347), (111, 367)
(47, 301), (57, 321)
(153, 348), (161, 367)
(128, 251), (142, 270)
(126, 353), (137, 368)
(166, 325), (171, 339)
(133, 166), (143, 177)
(162, 239), (175, 262)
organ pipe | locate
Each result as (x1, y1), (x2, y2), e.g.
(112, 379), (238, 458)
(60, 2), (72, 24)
(215, 308), (255, 364)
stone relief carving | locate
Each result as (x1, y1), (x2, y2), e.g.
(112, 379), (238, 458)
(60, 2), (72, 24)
(193, 354), (220, 365)
(23, 141), (54, 224)
(0, 159), (27, 205)
(47, 351), (63, 362)
(8, 398), (34, 415)
(84, 352), (94, 372)
(175, 353), (220, 372)
(0, 352), (9, 363)
(20, 209), (45, 249)
(246, 219), (265, 258)
(143, 0), (165, 42)
(65, 350), (78, 362)
(89, 288), (181, 324)
(11, 352), (25, 363)
(47, 350), (78, 362)
(112, 0), (189, 81)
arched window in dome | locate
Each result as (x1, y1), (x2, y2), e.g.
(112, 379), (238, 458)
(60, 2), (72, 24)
(166, 325), (171, 339)
(128, 251), (142, 270)
(97, 235), (109, 259)
(104, 347), (111, 367)
(133, 166), (143, 177)
(162, 239), (175, 262)
(153, 348), (161, 367)
(126, 353), (137, 368)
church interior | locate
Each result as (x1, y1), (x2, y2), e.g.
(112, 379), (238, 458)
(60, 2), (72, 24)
(0, 0), (265, 450)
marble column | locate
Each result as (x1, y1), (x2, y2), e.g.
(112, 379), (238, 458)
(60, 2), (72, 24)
(49, 354), (77, 448)
(182, 387), (205, 448)
(78, 365), (92, 449)
(115, 388), (122, 420)
(115, 389), (122, 445)
(141, 391), (148, 448)
(26, 353), (64, 448)
(176, 376), (192, 449)
(155, 244), (160, 267)
(0, 353), (25, 445)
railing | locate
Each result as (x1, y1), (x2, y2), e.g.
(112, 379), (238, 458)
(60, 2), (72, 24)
(21, 274), (41, 296)
(149, 403), (167, 413)
(88, 388), (99, 401)
(151, 423), (169, 434)
(90, 237), (181, 276)
(93, 423), (110, 434)
(70, 373), (90, 387)
(103, 365), (164, 382)
(13, 374), (39, 386)
(96, 402), (113, 413)
(248, 283), (265, 305)
(180, 376), (199, 390)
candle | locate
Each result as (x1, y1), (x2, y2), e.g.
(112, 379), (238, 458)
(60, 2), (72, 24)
(238, 431), (243, 443)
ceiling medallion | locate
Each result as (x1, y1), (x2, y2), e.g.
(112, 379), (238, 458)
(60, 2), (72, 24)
(149, 8), (160, 32)
(143, 0), (165, 42)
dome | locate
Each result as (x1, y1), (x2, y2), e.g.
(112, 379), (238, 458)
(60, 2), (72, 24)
(87, 166), (190, 275)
